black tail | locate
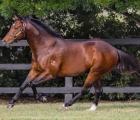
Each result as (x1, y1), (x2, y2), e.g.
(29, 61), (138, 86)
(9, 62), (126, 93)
(116, 49), (140, 75)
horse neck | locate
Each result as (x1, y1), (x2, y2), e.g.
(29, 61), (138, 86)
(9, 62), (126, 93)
(26, 26), (58, 58)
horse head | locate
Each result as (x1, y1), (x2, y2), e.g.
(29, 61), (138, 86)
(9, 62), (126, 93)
(2, 15), (26, 47)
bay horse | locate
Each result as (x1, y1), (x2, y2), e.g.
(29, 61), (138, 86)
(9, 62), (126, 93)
(2, 14), (140, 110)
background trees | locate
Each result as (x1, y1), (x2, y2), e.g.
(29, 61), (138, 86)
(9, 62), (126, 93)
(0, 0), (140, 100)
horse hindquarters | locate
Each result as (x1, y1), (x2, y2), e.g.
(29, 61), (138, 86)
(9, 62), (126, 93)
(63, 42), (119, 110)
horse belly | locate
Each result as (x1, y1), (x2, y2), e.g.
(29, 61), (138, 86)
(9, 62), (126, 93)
(58, 61), (89, 77)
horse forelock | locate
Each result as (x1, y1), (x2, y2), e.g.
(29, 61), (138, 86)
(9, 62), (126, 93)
(21, 14), (62, 38)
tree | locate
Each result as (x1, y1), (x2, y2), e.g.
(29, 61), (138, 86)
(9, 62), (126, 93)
(0, 0), (140, 21)
(0, 0), (140, 38)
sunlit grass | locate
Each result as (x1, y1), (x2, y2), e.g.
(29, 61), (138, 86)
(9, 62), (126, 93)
(0, 102), (140, 120)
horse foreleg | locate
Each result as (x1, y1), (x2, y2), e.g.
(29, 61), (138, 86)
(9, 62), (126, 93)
(7, 78), (30, 108)
(89, 79), (103, 111)
(7, 69), (39, 108)
(31, 71), (55, 102)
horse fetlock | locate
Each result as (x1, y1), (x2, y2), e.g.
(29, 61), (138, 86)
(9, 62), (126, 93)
(42, 96), (47, 102)
(64, 102), (72, 107)
(7, 104), (14, 108)
(37, 95), (47, 102)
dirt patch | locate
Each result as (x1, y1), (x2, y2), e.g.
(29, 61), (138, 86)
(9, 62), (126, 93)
(0, 95), (64, 105)
(1, 95), (139, 105)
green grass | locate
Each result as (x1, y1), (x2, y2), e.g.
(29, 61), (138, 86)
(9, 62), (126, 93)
(0, 102), (140, 120)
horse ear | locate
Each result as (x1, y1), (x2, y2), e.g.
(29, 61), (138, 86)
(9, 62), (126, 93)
(13, 15), (20, 21)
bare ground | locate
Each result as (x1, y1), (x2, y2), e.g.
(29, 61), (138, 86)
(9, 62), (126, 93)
(0, 95), (64, 105)
(0, 95), (139, 106)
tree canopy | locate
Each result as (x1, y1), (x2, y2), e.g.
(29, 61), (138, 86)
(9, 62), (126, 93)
(0, 0), (140, 39)
(0, 0), (140, 19)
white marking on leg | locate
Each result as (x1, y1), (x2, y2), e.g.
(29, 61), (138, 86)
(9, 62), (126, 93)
(61, 104), (68, 110)
(89, 103), (97, 111)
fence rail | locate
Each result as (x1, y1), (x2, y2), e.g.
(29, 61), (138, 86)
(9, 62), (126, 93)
(0, 38), (140, 102)
(0, 87), (140, 93)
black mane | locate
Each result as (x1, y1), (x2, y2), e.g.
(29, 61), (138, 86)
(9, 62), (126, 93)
(22, 14), (62, 38)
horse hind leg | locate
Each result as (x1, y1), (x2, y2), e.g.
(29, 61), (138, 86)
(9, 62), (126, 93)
(88, 79), (103, 111)
(61, 72), (102, 110)
(61, 85), (92, 110)
(30, 83), (47, 102)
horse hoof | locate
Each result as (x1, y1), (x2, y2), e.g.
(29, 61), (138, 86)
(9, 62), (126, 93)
(60, 104), (68, 110)
(7, 104), (14, 108)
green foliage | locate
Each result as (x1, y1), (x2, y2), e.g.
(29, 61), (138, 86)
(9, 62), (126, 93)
(0, 0), (100, 18)
(0, 0), (140, 19)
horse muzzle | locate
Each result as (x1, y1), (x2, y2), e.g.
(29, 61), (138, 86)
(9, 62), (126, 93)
(2, 39), (13, 47)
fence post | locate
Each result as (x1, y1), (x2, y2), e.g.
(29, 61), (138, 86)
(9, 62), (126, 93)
(64, 77), (73, 103)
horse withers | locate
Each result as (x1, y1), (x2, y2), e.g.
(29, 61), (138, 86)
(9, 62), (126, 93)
(2, 15), (140, 110)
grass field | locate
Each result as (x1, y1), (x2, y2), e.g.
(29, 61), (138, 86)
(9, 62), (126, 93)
(0, 101), (140, 120)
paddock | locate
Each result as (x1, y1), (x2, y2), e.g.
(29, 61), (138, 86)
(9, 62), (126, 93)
(0, 102), (140, 120)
